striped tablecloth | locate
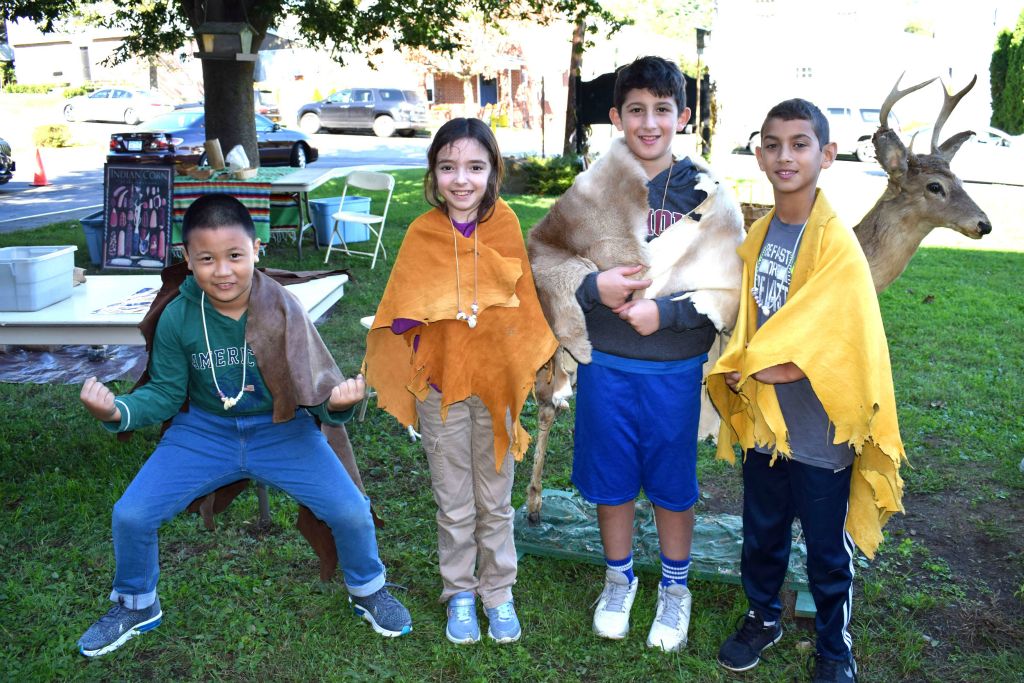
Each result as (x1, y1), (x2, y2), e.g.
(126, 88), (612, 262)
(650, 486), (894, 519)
(172, 167), (298, 243)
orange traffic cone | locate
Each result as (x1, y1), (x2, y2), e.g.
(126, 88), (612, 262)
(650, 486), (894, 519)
(32, 148), (48, 186)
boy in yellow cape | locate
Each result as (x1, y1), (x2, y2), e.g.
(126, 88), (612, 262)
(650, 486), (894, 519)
(707, 99), (906, 683)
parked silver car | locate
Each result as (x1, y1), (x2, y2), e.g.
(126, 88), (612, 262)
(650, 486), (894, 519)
(63, 87), (174, 125)
(297, 87), (429, 137)
(908, 124), (1024, 186)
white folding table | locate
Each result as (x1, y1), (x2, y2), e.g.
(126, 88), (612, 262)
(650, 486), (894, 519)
(0, 274), (348, 346)
(270, 167), (346, 259)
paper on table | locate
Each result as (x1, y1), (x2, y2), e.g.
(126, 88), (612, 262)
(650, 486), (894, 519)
(92, 287), (158, 315)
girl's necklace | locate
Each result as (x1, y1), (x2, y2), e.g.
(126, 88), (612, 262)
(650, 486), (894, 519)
(200, 290), (247, 410)
(751, 219), (808, 317)
(450, 216), (479, 328)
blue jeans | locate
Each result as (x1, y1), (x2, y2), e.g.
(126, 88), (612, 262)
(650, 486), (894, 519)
(109, 405), (385, 609)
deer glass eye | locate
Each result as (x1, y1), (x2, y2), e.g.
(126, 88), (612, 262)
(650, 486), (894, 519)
(926, 182), (945, 196)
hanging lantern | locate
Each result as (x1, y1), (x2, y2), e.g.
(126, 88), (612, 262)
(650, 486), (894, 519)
(194, 22), (258, 62)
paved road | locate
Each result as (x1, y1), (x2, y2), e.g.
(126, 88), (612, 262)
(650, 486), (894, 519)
(2, 123), (1020, 253)
(0, 122), (550, 233)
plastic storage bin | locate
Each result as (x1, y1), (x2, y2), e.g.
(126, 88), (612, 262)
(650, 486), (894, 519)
(310, 196), (371, 246)
(0, 245), (78, 311)
(80, 211), (105, 266)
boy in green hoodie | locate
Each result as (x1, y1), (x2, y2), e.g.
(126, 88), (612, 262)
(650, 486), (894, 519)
(76, 194), (411, 658)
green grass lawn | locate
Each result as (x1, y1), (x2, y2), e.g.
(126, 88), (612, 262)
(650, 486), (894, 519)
(1, 169), (1022, 681)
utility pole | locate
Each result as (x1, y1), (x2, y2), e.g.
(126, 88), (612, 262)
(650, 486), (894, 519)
(695, 27), (709, 157)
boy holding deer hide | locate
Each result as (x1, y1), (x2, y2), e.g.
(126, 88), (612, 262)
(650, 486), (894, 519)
(528, 55), (744, 652)
(707, 99), (906, 683)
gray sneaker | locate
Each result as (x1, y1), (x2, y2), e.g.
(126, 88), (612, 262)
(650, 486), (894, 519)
(484, 599), (522, 643)
(350, 586), (412, 637)
(446, 592), (481, 644)
(77, 597), (162, 658)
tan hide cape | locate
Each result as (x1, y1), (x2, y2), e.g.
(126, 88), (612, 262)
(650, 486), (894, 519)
(706, 191), (907, 559)
(363, 200), (558, 470)
(527, 139), (744, 434)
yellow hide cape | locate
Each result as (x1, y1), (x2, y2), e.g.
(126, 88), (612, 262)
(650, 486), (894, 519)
(363, 200), (558, 470)
(706, 190), (907, 558)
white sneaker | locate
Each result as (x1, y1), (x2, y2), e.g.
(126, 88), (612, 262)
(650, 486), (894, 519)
(592, 569), (638, 639)
(646, 582), (692, 652)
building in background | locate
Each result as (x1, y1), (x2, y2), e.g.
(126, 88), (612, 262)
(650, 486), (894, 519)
(708, 0), (1020, 157)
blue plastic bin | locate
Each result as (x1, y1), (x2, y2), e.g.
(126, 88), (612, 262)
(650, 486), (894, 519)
(80, 210), (105, 266)
(310, 196), (372, 247)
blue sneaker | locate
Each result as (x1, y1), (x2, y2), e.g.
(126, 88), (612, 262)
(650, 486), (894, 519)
(445, 592), (480, 644)
(350, 586), (412, 637)
(484, 599), (522, 643)
(77, 597), (162, 658)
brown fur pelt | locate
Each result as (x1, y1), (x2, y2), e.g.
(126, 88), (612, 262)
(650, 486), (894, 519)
(528, 138), (745, 364)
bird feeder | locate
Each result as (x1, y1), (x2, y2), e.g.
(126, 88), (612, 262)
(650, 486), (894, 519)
(194, 21), (258, 62)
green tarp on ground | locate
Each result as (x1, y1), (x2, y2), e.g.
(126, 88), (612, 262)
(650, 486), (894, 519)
(514, 489), (809, 594)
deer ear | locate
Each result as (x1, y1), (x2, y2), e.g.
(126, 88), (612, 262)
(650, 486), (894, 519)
(936, 130), (975, 163)
(873, 129), (908, 178)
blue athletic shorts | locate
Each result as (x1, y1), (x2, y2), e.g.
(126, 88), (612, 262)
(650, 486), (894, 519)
(572, 350), (705, 511)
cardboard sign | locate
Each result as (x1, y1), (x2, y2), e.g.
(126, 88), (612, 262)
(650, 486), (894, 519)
(102, 164), (175, 270)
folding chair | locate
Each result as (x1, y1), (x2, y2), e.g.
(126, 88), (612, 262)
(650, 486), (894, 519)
(323, 170), (395, 269)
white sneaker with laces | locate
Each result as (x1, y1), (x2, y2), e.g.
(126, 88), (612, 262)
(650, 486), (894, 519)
(592, 568), (638, 639)
(646, 582), (692, 652)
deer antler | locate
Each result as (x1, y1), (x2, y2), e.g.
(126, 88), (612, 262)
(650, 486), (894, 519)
(931, 74), (977, 154)
(879, 72), (936, 132)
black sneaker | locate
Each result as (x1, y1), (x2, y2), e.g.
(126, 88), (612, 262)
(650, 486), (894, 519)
(77, 597), (162, 658)
(810, 652), (858, 683)
(350, 586), (412, 637)
(717, 610), (784, 672)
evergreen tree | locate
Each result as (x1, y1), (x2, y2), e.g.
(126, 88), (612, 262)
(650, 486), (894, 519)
(991, 10), (1024, 134)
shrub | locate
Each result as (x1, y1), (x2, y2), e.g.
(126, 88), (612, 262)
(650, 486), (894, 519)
(33, 124), (73, 148)
(63, 83), (100, 98)
(4, 82), (65, 94)
(503, 155), (582, 196)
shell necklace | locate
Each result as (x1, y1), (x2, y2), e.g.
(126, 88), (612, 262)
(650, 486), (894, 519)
(751, 218), (808, 317)
(200, 290), (247, 409)
(450, 216), (479, 328)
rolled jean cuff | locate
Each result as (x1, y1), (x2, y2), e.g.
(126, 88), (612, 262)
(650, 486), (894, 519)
(110, 588), (157, 610)
(346, 570), (386, 598)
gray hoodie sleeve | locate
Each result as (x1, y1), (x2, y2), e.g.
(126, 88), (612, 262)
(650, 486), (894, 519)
(577, 272), (710, 332)
(575, 271), (602, 311)
(654, 291), (713, 332)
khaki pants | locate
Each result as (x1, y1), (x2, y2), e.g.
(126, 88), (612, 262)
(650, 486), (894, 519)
(416, 389), (516, 609)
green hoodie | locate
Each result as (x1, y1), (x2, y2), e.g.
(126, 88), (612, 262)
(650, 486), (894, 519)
(107, 276), (351, 432)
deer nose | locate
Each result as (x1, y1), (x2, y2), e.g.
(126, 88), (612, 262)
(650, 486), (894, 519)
(978, 221), (992, 235)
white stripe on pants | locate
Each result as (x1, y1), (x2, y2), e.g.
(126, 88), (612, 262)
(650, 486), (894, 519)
(416, 389), (516, 609)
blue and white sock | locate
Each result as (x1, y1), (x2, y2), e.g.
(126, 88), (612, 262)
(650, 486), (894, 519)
(606, 554), (635, 583)
(660, 554), (690, 587)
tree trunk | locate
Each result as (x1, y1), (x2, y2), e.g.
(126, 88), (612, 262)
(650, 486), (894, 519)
(462, 77), (475, 117)
(201, 59), (258, 169)
(562, 18), (585, 157)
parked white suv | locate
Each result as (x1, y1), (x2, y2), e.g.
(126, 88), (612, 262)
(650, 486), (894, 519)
(744, 106), (900, 162)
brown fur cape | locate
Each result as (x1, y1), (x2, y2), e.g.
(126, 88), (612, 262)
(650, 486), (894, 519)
(527, 139), (744, 436)
(527, 138), (745, 364)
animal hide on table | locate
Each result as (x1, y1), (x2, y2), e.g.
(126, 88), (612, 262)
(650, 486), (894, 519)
(528, 138), (744, 437)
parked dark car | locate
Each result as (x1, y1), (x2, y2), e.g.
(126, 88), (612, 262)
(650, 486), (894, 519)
(297, 87), (429, 137)
(107, 108), (317, 167)
(0, 137), (14, 184)
(174, 89), (282, 122)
